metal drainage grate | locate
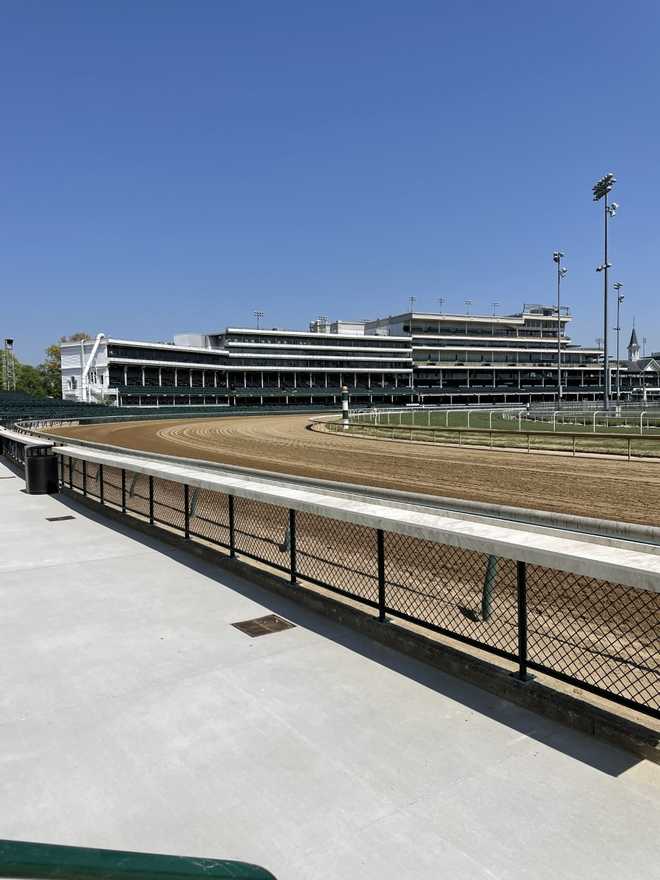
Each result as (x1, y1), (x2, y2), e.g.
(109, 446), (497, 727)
(46, 515), (76, 522)
(231, 614), (295, 638)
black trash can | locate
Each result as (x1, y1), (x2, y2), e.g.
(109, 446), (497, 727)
(25, 449), (59, 494)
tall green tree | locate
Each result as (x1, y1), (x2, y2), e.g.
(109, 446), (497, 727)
(16, 363), (48, 397)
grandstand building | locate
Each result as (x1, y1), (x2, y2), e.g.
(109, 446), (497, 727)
(61, 305), (660, 407)
(61, 328), (414, 407)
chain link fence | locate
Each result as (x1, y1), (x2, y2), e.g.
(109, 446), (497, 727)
(56, 452), (660, 719)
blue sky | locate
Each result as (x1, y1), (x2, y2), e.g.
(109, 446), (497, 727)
(2, 0), (660, 363)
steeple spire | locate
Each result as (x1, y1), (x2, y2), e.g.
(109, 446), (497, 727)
(628, 324), (640, 362)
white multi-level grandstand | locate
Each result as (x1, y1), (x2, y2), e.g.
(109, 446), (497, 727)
(61, 304), (660, 407)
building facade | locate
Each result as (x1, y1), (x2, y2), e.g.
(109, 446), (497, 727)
(61, 305), (660, 407)
(61, 328), (414, 407)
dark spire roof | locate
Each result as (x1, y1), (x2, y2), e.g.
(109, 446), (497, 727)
(628, 327), (639, 349)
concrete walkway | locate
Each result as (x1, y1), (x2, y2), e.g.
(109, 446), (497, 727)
(1, 459), (659, 880)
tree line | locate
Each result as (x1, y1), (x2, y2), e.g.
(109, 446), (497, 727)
(1, 333), (90, 398)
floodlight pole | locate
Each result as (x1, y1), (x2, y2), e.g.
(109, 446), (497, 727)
(553, 252), (565, 401)
(593, 173), (616, 410)
(614, 283), (624, 402)
(603, 193), (610, 409)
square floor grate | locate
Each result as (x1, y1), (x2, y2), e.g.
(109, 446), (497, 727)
(231, 614), (295, 638)
(46, 515), (76, 522)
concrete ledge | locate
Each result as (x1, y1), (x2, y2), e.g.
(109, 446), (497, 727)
(53, 445), (660, 591)
(41, 419), (660, 545)
(62, 488), (660, 765)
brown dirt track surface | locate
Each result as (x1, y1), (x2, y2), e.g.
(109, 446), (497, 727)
(51, 413), (660, 526)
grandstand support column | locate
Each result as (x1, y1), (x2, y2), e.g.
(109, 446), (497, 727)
(293, 373), (297, 389)
(381, 372), (385, 388)
(189, 369), (193, 388)
(368, 373), (371, 389)
(341, 385), (349, 430)
(466, 369), (470, 389)
(142, 367), (145, 387)
(277, 372), (281, 389)
(123, 366), (127, 385)
(261, 371), (264, 389)
(158, 368), (162, 387)
(243, 372), (247, 388)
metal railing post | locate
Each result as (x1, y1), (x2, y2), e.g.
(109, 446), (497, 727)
(99, 464), (104, 504)
(184, 484), (190, 538)
(121, 469), (126, 513)
(69, 456), (73, 489)
(228, 495), (236, 557)
(481, 555), (497, 620)
(516, 560), (529, 681)
(149, 476), (154, 525)
(377, 528), (386, 622)
(82, 460), (87, 496)
(289, 508), (297, 584)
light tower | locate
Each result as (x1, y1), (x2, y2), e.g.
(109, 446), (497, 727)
(613, 282), (624, 401)
(2, 338), (16, 392)
(553, 251), (568, 400)
(593, 172), (619, 408)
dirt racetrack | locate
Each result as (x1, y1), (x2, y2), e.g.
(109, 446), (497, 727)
(51, 413), (660, 526)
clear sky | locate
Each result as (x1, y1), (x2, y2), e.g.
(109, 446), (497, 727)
(2, 0), (660, 363)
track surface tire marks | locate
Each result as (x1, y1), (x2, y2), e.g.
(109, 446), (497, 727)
(52, 414), (660, 526)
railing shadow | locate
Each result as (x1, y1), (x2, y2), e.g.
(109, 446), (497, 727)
(51, 490), (655, 779)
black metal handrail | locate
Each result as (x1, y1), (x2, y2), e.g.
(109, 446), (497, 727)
(58, 454), (660, 720)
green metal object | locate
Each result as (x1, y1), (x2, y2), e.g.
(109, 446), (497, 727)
(0, 840), (276, 880)
(481, 555), (498, 621)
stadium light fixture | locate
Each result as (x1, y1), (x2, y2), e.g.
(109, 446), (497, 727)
(254, 310), (264, 330)
(592, 171), (619, 409)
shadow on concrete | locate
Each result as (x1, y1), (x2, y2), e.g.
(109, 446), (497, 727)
(52, 489), (650, 779)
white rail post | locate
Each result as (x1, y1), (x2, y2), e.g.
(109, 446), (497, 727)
(640, 411), (646, 436)
(341, 385), (349, 431)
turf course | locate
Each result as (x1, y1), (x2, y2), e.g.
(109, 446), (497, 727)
(344, 407), (660, 457)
